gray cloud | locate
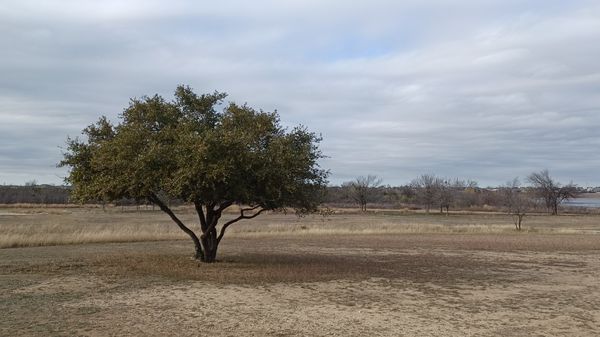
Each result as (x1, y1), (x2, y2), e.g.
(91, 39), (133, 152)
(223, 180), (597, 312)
(1, 1), (600, 186)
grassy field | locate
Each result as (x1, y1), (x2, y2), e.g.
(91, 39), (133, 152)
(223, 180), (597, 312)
(2, 206), (600, 249)
(1, 206), (600, 336)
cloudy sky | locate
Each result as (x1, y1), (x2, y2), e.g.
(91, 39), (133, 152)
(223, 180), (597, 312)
(1, 0), (600, 186)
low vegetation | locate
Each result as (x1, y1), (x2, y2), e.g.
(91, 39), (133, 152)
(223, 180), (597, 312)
(2, 206), (599, 249)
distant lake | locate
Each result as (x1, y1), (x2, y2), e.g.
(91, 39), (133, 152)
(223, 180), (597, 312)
(563, 198), (600, 208)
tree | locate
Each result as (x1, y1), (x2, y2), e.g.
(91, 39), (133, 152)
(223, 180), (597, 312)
(437, 179), (453, 215)
(60, 85), (328, 263)
(411, 174), (439, 213)
(342, 175), (382, 211)
(527, 169), (576, 215)
(453, 179), (479, 209)
(501, 178), (531, 230)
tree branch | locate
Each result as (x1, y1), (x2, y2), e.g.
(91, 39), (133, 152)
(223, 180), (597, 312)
(200, 201), (233, 238)
(216, 201), (234, 213)
(194, 199), (207, 231)
(241, 205), (261, 212)
(149, 193), (203, 259)
(217, 206), (266, 244)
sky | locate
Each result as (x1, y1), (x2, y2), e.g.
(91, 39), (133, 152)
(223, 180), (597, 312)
(1, 0), (600, 187)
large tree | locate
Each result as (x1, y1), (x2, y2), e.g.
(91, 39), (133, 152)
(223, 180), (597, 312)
(527, 169), (576, 215)
(60, 86), (328, 263)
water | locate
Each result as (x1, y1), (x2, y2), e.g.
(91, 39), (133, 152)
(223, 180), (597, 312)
(563, 198), (600, 208)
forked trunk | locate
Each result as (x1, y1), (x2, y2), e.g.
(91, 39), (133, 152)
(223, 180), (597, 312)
(513, 213), (524, 231)
(200, 231), (219, 263)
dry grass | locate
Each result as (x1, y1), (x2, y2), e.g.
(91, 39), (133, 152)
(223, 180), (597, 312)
(2, 235), (599, 336)
(0, 223), (186, 248)
(2, 206), (600, 249)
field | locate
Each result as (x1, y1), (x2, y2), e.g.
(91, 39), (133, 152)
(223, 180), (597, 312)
(1, 206), (600, 336)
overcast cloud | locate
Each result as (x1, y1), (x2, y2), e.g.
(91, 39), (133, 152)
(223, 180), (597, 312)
(1, 0), (600, 186)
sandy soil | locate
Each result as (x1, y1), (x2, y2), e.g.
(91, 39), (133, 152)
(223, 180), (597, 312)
(1, 234), (599, 336)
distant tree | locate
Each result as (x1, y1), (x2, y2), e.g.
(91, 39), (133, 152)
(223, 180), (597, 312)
(447, 179), (478, 209)
(24, 180), (40, 202)
(437, 179), (453, 215)
(397, 185), (416, 203)
(411, 174), (439, 213)
(24, 180), (38, 186)
(60, 85), (328, 263)
(527, 169), (576, 215)
(501, 178), (531, 230)
(342, 175), (383, 211)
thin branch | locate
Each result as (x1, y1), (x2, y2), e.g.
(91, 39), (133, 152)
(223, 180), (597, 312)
(217, 207), (266, 244)
(241, 205), (261, 212)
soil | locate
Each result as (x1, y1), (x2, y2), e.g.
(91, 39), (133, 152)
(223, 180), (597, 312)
(1, 234), (599, 336)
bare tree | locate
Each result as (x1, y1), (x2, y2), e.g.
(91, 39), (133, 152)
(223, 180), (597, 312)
(452, 179), (479, 208)
(437, 179), (452, 215)
(437, 178), (475, 215)
(342, 175), (383, 211)
(527, 169), (576, 215)
(501, 178), (531, 230)
(397, 185), (416, 203)
(411, 174), (440, 213)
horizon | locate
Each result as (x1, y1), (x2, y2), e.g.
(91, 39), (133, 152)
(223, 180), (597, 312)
(2, 178), (599, 190)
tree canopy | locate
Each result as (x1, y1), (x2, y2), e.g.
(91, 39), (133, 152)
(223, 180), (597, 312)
(60, 85), (328, 262)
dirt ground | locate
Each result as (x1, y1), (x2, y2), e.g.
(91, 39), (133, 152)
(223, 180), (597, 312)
(1, 232), (599, 336)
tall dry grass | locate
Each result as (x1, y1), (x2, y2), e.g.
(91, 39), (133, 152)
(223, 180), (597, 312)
(0, 223), (186, 248)
(1, 206), (599, 249)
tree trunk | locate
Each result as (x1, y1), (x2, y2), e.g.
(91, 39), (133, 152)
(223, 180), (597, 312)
(198, 205), (223, 263)
(200, 229), (219, 263)
(194, 241), (204, 260)
(513, 213), (524, 231)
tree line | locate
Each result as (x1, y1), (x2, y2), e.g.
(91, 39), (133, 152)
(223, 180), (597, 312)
(0, 183), (70, 204)
(1, 169), (580, 219)
(328, 169), (579, 221)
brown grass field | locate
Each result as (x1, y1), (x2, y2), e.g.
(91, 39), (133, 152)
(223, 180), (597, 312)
(1, 206), (599, 336)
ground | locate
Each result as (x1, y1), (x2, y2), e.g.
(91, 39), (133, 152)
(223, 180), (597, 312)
(1, 207), (599, 336)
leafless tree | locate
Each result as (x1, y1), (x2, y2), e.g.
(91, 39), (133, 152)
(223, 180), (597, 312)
(501, 178), (531, 230)
(452, 179), (479, 208)
(342, 175), (383, 211)
(437, 179), (453, 215)
(527, 169), (577, 215)
(411, 174), (440, 213)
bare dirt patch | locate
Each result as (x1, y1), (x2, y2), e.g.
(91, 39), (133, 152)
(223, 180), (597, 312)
(2, 233), (599, 336)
